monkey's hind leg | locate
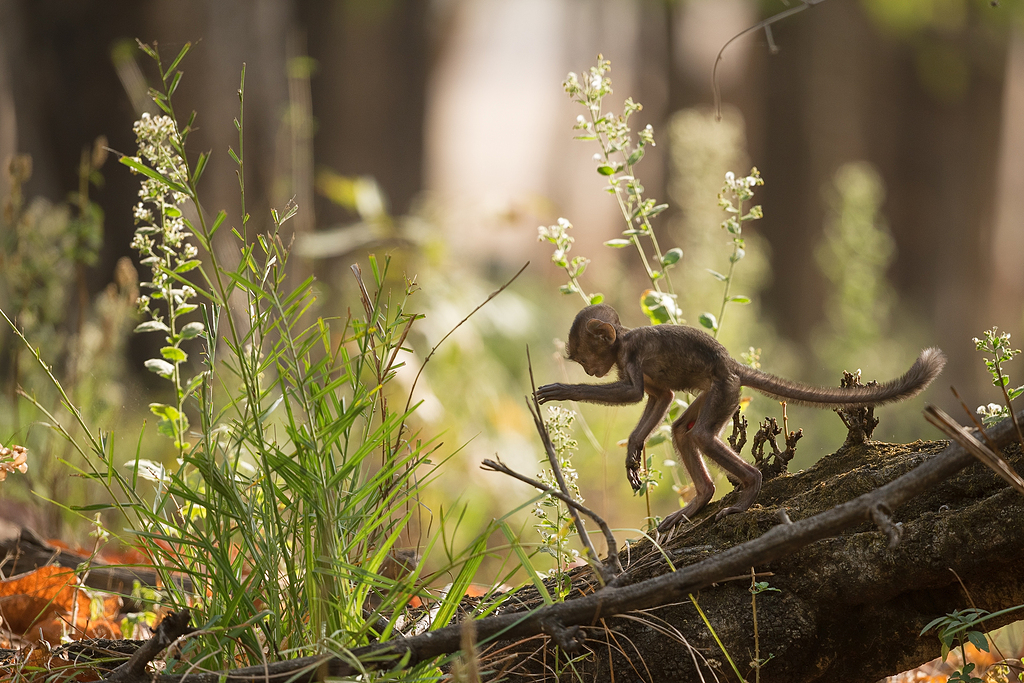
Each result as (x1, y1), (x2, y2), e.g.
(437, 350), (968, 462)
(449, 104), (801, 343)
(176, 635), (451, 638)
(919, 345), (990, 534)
(694, 380), (762, 520)
(658, 394), (716, 532)
(660, 379), (761, 531)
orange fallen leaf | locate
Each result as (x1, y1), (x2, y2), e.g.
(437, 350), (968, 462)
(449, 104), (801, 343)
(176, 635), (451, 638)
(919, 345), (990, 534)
(0, 566), (121, 644)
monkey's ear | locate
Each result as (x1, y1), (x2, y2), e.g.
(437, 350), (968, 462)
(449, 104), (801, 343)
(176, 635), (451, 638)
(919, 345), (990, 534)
(586, 319), (616, 344)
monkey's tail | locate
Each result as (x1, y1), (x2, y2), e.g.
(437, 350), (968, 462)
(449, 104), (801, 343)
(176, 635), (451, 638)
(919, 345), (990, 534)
(735, 348), (947, 409)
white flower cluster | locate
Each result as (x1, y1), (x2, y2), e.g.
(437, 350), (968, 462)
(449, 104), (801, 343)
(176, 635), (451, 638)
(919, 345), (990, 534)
(128, 112), (198, 322)
(537, 218), (574, 265)
(723, 170), (762, 193)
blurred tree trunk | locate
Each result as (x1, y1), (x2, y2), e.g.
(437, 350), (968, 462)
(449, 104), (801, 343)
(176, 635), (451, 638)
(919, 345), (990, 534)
(755, 0), (1009, 403)
(298, 0), (429, 222)
(1, 0), (146, 292)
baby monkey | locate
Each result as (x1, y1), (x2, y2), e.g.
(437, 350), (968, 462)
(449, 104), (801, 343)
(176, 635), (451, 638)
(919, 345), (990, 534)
(535, 304), (946, 531)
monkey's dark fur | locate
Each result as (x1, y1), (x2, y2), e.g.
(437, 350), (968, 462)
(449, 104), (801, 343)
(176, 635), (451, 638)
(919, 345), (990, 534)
(536, 304), (946, 531)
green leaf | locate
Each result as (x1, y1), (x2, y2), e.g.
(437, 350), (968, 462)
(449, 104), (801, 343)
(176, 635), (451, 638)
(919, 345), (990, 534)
(149, 403), (181, 421)
(965, 630), (989, 652)
(661, 248), (682, 266)
(118, 156), (188, 194)
(182, 373), (206, 400)
(589, 293), (604, 305)
(180, 322), (205, 339)
(647, 431), (668, 447)
(71, 503), (118, 511)
(193, 151), (209, 185)
(210, 210), (227, 237)
(135, 320), (170, 334)
(167, 70), (183, 98)
(698, 313), (718, 331)
(626, 148), (644, 166)
(597, 165), (616, 176)
(174, 259), (201, 273)
(640, 290), (680, 325)
(161, 346), (187, 363)
(729, 296), (751, 304)
(144, 358), (175, 378)
(706, 269), (728, 282)
(648, 203), (669, 217)
(137, 42), (159, 61)
(175, 304), (198, 316)
(603, 239), (632, 248)
(165, 42), (193, 79)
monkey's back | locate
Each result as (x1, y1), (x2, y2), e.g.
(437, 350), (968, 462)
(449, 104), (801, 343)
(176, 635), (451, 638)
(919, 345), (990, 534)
(627, 323), (729, 393)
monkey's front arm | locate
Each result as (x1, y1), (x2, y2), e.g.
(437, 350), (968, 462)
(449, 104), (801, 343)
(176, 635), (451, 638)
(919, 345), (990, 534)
(535, 362), (646, 406)
(623, 386), (673, 491)
(537, 363), (670, 492)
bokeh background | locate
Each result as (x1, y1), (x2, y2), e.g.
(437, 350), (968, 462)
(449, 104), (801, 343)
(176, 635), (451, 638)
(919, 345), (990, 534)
(1, 0), (1023, 561)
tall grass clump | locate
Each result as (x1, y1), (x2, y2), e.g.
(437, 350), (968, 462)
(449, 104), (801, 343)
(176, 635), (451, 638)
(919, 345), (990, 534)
(4, 43), (499, 676)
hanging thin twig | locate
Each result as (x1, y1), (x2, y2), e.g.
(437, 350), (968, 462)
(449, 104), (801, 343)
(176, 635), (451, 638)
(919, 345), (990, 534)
(525, 347), (619, 581)
(711, 1), (827, 121)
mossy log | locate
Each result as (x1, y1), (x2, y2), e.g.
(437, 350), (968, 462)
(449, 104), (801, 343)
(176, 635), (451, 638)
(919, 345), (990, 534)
(492, 439), (1024, 682)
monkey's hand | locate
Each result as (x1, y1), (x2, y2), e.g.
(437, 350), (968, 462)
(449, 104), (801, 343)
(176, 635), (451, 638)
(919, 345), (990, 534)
(625, 441), (644, 492)
(535, 383), (570, 404)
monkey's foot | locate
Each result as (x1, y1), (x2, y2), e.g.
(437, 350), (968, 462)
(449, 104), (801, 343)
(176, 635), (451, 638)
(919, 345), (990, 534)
(714, 505), (749, 520)
(713, 482), (761, 520)
(657, 492), (714, 533)
(657, 508), (692, 533)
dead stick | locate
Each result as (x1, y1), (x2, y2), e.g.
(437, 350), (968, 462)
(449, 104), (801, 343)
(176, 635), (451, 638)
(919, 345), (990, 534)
(524, 347), (613, 582)
(924, 405), (1024, 494)
(102, 609), (194, 683)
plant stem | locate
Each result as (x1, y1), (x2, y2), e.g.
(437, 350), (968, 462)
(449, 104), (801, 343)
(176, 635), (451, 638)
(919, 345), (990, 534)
(994, 361), (1024, 447)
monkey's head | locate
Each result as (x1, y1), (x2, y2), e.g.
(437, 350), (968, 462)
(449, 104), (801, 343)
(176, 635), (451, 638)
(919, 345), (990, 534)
(566, 304), (621, 378)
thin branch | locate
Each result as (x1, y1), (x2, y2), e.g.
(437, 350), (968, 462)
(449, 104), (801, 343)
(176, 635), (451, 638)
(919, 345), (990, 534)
(481, 456), (620, 572)
(711, 1), (826, 121)
(102, 609), (194, 683)
(397, 262), (529, 441)
(924, 405), (1024, 495)
(951, 385), (1004, 455)
(524, 347), (615, 582)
